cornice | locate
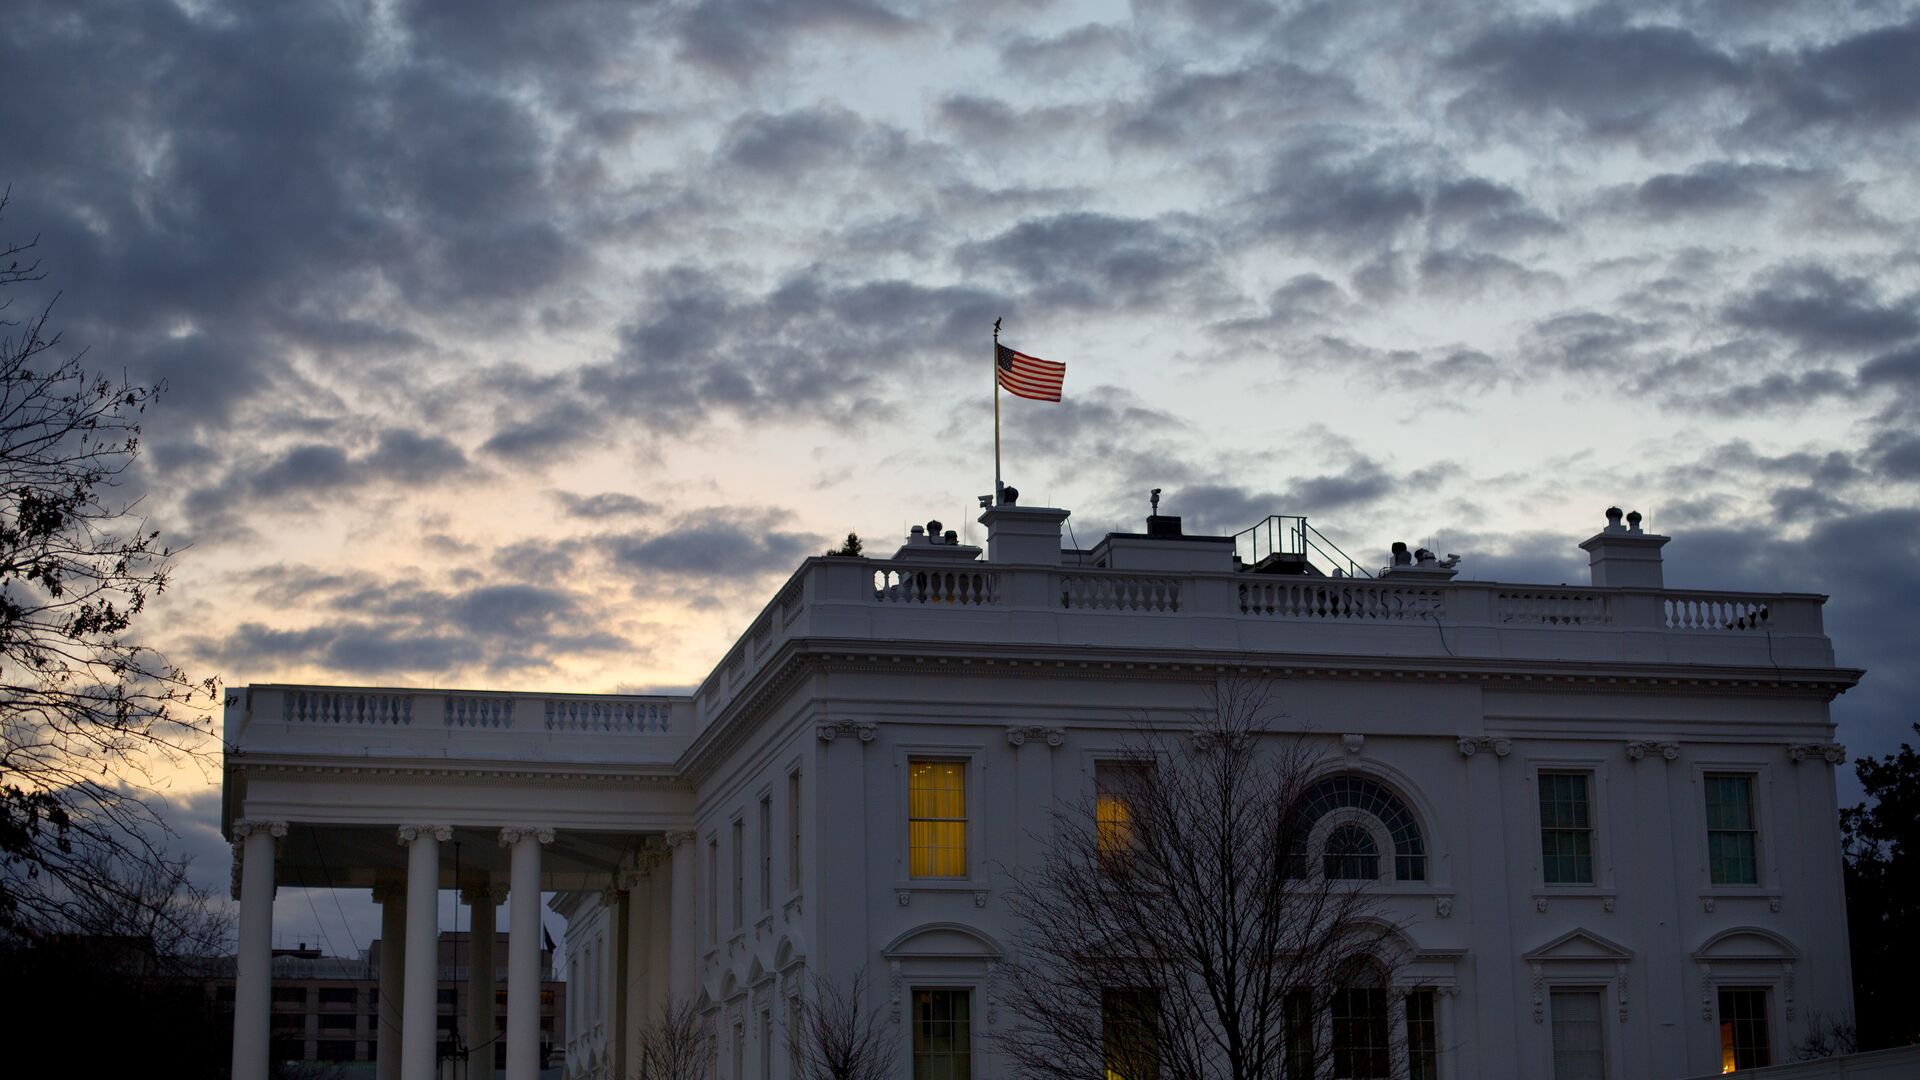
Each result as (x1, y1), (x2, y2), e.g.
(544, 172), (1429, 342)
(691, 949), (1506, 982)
(230, 757), (689, 788)
(673, 636), (1859, 785)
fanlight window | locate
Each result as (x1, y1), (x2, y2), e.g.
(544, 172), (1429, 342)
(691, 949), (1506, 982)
(1295, 775), (1427, 881)
(1322, 822), (1379, 880)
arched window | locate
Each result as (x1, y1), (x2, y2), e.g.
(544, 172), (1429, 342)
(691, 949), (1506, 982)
(1323, 822), (1379, 880)
(1294, 774), (1427, 881)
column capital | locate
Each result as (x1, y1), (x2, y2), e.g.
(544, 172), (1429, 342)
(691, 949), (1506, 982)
(498, 826), (555, 846)
(1005, 725), (1065, 748)
(662, 829), (698, 850)
(397, 824), (453, 844)
(233, 819), (289, 839)
(1625, 739), (1680, 762)
(1456, 735), (1510, 758)
(817, 719), (877, 742)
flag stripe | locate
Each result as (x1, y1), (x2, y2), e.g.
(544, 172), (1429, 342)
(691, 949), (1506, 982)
(996, 343), (1066, 402)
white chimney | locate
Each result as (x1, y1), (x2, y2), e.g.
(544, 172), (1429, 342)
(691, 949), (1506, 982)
(977, 504), (1070, 565)
(1578, 507), (1668, 588)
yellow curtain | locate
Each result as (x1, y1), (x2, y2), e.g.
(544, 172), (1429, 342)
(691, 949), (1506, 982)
(909, 761), (967, 877)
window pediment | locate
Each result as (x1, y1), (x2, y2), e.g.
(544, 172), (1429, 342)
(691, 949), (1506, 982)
(882, 921), (1005, 960)
(1524, 928), (1633, 963)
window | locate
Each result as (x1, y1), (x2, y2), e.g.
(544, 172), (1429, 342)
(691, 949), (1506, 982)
(788, 770), (803, 892)
(1097, 761), (1150, 872)
(1330, 987), (1389, 1078)
(909, 760), (968, 878)
(733, 1022), (746, 1080)
(1292, 775), (1426, 881)
(1718, 988), (1771, 1071)
(760, 1011), (773, 1080)
(1283, 992), (1315, 1079)
(1539, 771), (1595, 885)
(319, 1013), (356, 1032)
(1405, 991), (1438, 1080)
(1550, 990), (1605, 1080)
(912, 989), (972, 1080)
(1323, 823), (1380, 881)
(732, 818), (746, 929)
(318, 987), (356, 1007)
(708, 838), (720, 943)
(1705, 774), (1759, 885)
(273, 986), (308, 1006)
(1101, 988), (1160, 1080)
(760, 795), (773, 913)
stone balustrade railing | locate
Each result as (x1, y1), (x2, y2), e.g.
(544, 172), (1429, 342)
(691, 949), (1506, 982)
(253, 687), (689, 735)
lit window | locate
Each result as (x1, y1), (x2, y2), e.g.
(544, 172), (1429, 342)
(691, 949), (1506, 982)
(1096, 761), (1150, 871)
(1539, 772), (1595, 885)
(1705, 774), (1759, 885)
(1323, 822), (1380, 881)
(1101, 988), (1160, 1080)
(1718, 988), (1771, 1071)
(909, 760), (967, 878)
(1550, 990), (1604, 1080)
(912, 989), (972, 1080)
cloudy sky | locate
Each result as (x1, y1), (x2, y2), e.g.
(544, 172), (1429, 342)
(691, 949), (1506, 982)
(6, 0), (1918, 951)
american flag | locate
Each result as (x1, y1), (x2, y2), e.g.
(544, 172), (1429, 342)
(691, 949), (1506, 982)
(996, 343), (1066, 401)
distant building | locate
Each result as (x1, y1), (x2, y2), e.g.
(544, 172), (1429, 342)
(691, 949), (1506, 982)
(200, 933), (563, 1075)
(223, 500), (1861, 1080)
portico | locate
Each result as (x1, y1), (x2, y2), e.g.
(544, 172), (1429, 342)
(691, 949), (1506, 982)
(222, 688), (696, 1080)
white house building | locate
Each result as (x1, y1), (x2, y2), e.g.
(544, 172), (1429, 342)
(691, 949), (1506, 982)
(222, 500), (1861, 1080)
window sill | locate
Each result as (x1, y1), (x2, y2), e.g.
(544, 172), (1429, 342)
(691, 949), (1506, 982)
(1530, 889), (1618, 913)
(893, 880), (989, 907)
(782, 892), (804, 920)
(1699, 887), (1782, 913)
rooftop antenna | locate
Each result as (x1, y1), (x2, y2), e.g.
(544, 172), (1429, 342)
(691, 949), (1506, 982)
(1150, 488), (1162, 516)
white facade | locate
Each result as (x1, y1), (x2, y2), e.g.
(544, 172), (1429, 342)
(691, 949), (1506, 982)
(222, 503), (1860, 1080)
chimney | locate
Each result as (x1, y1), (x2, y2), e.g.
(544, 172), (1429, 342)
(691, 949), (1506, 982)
(977, 503), (1070, 565)
(1578, 506), (1668, 588)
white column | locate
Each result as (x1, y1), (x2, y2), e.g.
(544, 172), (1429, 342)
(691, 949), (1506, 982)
(648, 852), (672, 1011)
(666, 831), (697, 1002)
(623, 864), (655, 1051)
(465, 883), (501, 1080)
(376, 879), (407, 1080)
(502, 826), (554, 1080)
(400, 825), (450, 1080)
(230, 819), (287, 1080)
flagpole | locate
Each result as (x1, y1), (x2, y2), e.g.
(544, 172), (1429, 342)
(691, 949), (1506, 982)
(992, 317), (1003, 505)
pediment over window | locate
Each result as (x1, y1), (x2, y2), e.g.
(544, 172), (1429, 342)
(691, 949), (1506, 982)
(774, 934), (806, 970)
(1524, 928), (1633, 963)
(881, 921), (1005, 960)
(1692, 926), (1797, 963)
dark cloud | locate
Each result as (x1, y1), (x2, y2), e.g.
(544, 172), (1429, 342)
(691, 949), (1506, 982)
(604, 509), (818, 578)
(672, 0), (917, 78)
(1724, 265), (1920, 353)
(954, 212), (1224, 312)
(1523, 311), (1667, 375)
(1107, 61), (1365, 149)
(238, 430), (473, 502)
(1447, 12), (1745, 139)
(999, 23), (1132, 72)
(582, 265), (1004, 431)
(1606, 160), (1819, 220)
(1743, 17), (1920, 137)
(556, 492), (658, 519)
(720, 106), (870, 174)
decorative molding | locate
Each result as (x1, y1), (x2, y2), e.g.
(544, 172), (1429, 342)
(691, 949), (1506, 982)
(1005, 725), (1065, 748)
(663, 830), (697, 849)
(889, 959), (903, 1023)
(985, 959), (1000, 1026)
(1784, 962), (1796, 1021)
(1342, 733), (1366, 755)
(397, 824), (453, 844)
(1456, 736), (1511, 758)
(816, 720), (877, 743)
(498, 826), (555, 846)
(1616, 962), (1629, 1023)
(1624, 740), (1680, 761)
(896, 890), (912, 907)
(1434, 896), (1453, 919)
(1699, 963), (1714, 1021)
(973, 890), (989, 909)
(1702, 897), (1715, 914)
(1603, 895), (1617, 914)
(1535, 897), (1549, 913)
(1769, 897), (1782, 913)
(233, 818), (289, 839)
(1530, 963), (1544, 1023)
(1787, 742), (1845, 764)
